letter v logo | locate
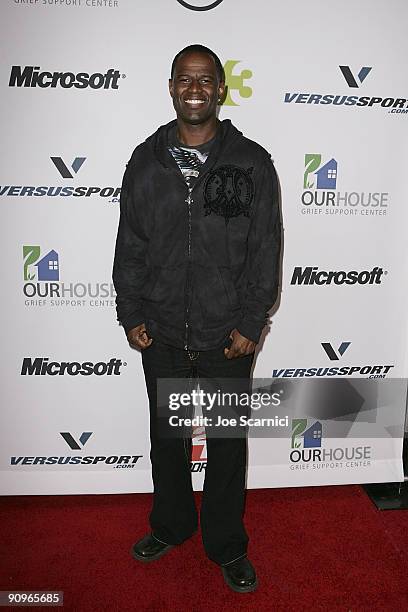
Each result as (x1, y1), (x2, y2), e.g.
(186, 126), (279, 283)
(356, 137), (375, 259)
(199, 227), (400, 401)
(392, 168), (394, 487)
(321, 341), (351, 361)
(60, 432), (93, 450)
(339, 66), (372, 88)
(51, 156), (86, 179)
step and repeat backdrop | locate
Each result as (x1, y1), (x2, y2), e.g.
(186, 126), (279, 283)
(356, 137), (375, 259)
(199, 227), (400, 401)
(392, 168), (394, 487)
(2, 0), (408, 495)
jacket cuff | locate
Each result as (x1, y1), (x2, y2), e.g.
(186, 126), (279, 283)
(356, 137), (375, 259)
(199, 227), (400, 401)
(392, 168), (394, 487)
(121, 314), (145, 336)
(236, 316), (264, 345)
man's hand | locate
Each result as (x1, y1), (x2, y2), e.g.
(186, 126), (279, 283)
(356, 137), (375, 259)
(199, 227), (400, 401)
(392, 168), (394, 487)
(224, 328), (256, 359)
(127, 323), (153, 350)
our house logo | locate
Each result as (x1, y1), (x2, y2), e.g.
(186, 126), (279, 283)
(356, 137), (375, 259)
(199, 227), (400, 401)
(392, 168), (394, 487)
(23, 245), (116, 310)
(10, 432), (143, 470)
(223, 60), (252, 106)
(289, 417), (372, 470)
(272, 340), (393, 379)
(12, 1), (119, 9)
(300, 153), (389, 217)
(284, 65), (408, 115)
(24, 246), (59, 282)
(0, 156), (120, 202)
(304, 154), (338, 190)
(176, 0), (224, 9)
(291, 419), (322, 449)
(191, 426), (207, 472)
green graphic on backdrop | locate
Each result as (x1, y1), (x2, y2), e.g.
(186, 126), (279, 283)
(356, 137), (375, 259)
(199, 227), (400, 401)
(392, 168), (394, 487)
(291, 419), (307, 448)
(223, 60), (253, 106)
(23, 245), (40, 281)
(303, 154), (322, 189)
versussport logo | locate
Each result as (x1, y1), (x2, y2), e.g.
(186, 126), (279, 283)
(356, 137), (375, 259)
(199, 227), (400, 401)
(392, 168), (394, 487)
(9, 66), (122, 90)
(51, 156), (85, 179)
(300, 153), (389, 217)
(289, 418), (372, 470)
(284, 65), (408, 115)
(321, 341), (350, 361)
(0, 156), (120, 202)
(272, 341), (394, 379)
(290, 266), (386, 286)
(176, 0), (224, 10)
(339, 66), (371, 88)
(21, 357), (125, 376)
(22, 245), (116, 309)
(10, 432), (142, 470)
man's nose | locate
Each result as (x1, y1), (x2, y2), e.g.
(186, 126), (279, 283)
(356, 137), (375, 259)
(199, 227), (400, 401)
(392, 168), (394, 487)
(187, 78), (202, 94)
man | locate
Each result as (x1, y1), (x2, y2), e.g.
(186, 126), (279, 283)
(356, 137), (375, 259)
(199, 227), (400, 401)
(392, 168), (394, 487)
(113, 44), (281, 593)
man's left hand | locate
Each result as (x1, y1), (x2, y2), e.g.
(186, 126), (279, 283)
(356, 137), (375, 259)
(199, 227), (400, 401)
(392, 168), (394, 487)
(224, 328), (256, 359)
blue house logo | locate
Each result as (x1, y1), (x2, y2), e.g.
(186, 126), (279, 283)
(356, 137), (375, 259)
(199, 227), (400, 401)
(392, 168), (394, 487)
(23, 246), (60, 281)
(304, 154), (338, 190)
(291, 419), (323, 449)
(36, 250), (59, 281)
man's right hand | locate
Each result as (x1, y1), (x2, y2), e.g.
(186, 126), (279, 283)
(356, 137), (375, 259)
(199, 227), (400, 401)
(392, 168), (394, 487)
(127, 323), (153, 350)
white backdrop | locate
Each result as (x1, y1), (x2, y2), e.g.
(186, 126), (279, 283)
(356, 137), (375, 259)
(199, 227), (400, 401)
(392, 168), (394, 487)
(1, 0), (408, 495)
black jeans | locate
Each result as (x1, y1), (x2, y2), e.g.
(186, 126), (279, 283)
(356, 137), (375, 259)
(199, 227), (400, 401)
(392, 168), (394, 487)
(141, 338), (254, 566)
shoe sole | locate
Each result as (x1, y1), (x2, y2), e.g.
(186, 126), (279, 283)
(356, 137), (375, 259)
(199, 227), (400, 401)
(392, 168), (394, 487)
(130, 543), (175, 563)
(222, 568), (258, 593)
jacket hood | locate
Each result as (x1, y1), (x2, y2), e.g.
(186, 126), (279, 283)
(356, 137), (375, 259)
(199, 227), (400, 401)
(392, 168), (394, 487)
(145, 118), (243, 168)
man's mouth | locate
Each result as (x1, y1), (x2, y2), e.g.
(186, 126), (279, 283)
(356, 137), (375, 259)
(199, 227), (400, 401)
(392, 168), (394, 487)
(184, 99), (206, 106)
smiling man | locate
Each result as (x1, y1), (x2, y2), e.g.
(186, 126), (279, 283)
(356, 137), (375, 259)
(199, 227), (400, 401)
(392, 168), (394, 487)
(113, 44), (281, 593)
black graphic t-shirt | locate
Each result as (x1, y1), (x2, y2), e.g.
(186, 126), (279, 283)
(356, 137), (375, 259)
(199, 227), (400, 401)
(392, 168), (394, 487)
(168, 125), (215, 190)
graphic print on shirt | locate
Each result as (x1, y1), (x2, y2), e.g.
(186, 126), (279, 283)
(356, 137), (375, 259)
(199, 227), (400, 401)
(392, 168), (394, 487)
(168, 146), (209, 189)
(203, 165), (254, 223)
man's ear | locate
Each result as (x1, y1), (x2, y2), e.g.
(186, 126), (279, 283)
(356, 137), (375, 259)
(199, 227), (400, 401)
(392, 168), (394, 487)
(218, 82), (226, 104)
(168, 79), (174, 97)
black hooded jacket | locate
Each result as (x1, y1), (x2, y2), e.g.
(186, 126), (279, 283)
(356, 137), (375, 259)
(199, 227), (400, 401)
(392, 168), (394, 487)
(113, 118), (281, 351)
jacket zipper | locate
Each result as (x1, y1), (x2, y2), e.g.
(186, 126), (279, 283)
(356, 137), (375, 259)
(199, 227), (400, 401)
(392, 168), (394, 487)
(184, 186), (193, 350)
(183, 167), (218, 350)
(166, 149), (218, 352)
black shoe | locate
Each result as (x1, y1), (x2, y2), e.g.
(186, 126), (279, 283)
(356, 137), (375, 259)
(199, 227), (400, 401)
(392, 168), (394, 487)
(130, 533), (175, 563)
(221, 556), (258, 593)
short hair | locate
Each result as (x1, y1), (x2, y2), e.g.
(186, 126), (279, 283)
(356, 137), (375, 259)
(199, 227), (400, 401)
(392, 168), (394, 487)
(170, 44), (225, 82)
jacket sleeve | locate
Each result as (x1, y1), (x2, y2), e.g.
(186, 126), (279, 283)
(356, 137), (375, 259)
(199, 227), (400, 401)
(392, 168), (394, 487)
(236, 155), (282, 344)
(112, 160), (149, 336)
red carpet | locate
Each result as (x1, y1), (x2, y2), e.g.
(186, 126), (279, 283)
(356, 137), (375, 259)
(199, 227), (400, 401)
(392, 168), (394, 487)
(1, 486), (408, 611)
